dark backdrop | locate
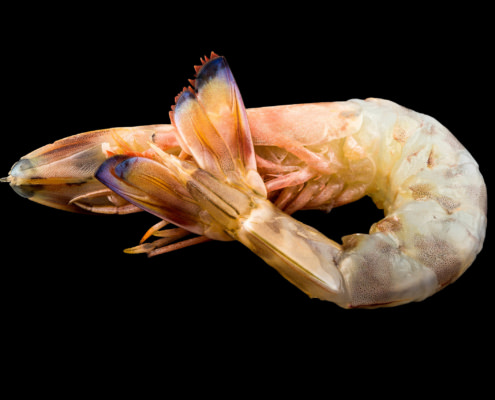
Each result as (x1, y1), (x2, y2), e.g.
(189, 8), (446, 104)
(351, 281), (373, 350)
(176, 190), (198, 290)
(2, 6), (491, 391)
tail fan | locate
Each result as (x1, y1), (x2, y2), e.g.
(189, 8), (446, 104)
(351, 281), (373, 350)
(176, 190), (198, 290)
(95, 54), (267, 251)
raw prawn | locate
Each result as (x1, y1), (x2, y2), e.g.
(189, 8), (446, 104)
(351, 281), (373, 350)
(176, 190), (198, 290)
(3, 54), (487, 308)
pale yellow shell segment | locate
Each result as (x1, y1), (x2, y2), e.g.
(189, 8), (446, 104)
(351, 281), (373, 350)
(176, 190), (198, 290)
(336, 99), (487, 305)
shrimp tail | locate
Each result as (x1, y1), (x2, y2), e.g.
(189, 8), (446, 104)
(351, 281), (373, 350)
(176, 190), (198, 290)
(95, 54), (268, 241)
(170, 54), (266, 197)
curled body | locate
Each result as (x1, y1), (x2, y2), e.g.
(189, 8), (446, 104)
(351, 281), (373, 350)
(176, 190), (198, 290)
(4, 54), (487, 308)
(340, 98), (487, 306)
(249, 97), (487, 307)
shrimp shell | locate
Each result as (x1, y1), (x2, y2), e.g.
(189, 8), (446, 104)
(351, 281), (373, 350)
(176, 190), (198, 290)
(3, 54), (487, 308)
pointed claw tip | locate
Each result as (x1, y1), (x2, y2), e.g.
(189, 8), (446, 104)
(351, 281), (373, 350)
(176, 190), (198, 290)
(123, 245), (150, 255)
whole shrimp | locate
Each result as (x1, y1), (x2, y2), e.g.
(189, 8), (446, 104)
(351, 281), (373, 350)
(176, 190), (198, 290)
(3, 54), (487, 308)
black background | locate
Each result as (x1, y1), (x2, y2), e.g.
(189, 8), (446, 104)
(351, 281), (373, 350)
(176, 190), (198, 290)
(2, 5), (492, 392)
